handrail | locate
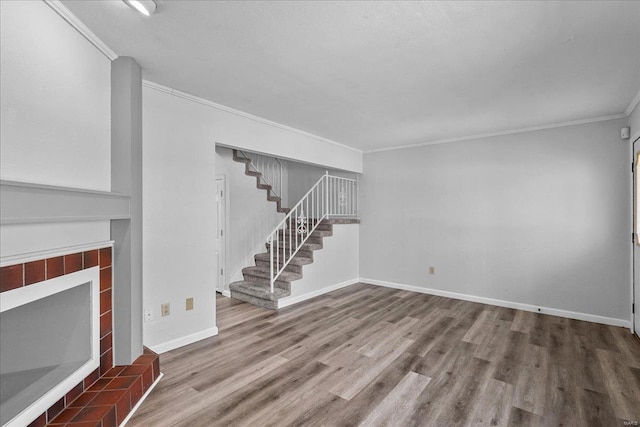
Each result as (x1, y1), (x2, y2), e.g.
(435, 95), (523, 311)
(237, 150), (284, 198)
(267, 172), (358, 292)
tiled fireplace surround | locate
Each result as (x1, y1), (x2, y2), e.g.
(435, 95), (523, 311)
(0, 247), (159, 427)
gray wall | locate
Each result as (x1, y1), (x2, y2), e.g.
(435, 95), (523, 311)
(360, 118), (631, 321)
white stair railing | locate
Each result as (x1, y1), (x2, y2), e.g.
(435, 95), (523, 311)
(267, 172), (357, 292)
(236, 150), (284, 198)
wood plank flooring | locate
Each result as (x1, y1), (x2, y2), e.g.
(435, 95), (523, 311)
(127, 283), (640, 426)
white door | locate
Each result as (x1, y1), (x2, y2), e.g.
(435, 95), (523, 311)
(634, 139), (640, 336)
(216, 177), (226, 293)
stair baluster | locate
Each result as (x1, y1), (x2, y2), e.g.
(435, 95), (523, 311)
(266, 172), (357, 293)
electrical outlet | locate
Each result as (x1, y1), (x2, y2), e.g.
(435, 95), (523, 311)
(186, 297), (194, 311)
(161, 303), (170, 317)
(429, 266), (435, 275)
(144, 308), (153, 322)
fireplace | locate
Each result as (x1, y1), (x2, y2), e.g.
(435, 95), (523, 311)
(0, 246), (115, 426)
(0, 266), (100, 427)
(1, 245), (160, 427)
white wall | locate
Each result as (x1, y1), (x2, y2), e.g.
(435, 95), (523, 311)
(0, 1), (111, 258)
(142, 86), (218, 351)
(215, 147), (286, 285)
(360, 118), (631, 325)
(142, 75), (368, 350)
(0, 1), (111, 191)
(147, 83), (363, 174)
(280, 223), (359, 304)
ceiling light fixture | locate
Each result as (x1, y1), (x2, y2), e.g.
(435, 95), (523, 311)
(123, 0), (157, 16)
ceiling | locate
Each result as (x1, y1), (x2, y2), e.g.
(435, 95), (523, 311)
(63, 0), (640, 152)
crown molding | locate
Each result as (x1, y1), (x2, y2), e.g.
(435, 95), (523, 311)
(44, 0), (118, 60)
(142, 80), (363, 154)
(365, 113), (628, 154)
(626, 86), (640, 116)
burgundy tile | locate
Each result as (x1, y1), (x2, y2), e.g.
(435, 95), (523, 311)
(99, 267), (112, 292)
(115, 389), (131, 425)
(68, 391), (99, 407)
(100, 348), (113, 377)
(71, 405), (114, 423)
(100, 310), (112, 339)
(50, 406), (83, 424)
(141, 365), (153, 392)
(83, 250), (99, 269)
(132, 354), (156, 366)
(47, 396), (66, 422)
(101, 405), (117, 427)
(153, 357), (160, 380)
(26, 413), (46, 427)
(129, 377), (143, 406)
(100, 289), (112, 315)
(64, 253), (83, 274)
(24, 260), (45, 285)
(83, 368), (100, 390)
(47, 256), (64, 279)
(100, 333), (112, 356)
(118, 364), (147, 377)
(102, 366), (125, 378)
(99, 247), (112, 268)
(89, 389), (128, 406)
(66, 421), (101, 427)
(87, 377), (113, 392)
(0, 264), (23, 292)
(105, 375), (137, 390)
(65, 383), (85, 406)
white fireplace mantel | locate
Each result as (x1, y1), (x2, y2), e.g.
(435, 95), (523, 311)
(0, 180), (130, 225)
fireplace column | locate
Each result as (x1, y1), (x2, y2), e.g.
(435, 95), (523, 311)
(111, 56), (143, 365)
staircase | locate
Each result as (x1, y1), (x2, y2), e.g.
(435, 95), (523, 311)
(228, 151), (358, 310)
(232, 149), (289, 214)
(230, 219), (335, 310)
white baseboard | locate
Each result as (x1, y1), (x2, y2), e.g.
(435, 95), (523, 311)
(120, 372), (163, 427)
(220, 290), (231, 298)
(278, 278), (360, 309)
(147, 326), (219, 354)
(360, 278), (631, 329)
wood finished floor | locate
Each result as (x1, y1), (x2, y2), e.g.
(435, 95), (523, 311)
(128, 283), (640, 427)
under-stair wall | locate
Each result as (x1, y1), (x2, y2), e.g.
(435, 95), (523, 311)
(215, 147), (288, 286)
(277, 221), (359, 307)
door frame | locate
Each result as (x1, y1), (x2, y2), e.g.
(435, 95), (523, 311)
(216, 174), (230, 297)
(633, 134), (640, 337)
